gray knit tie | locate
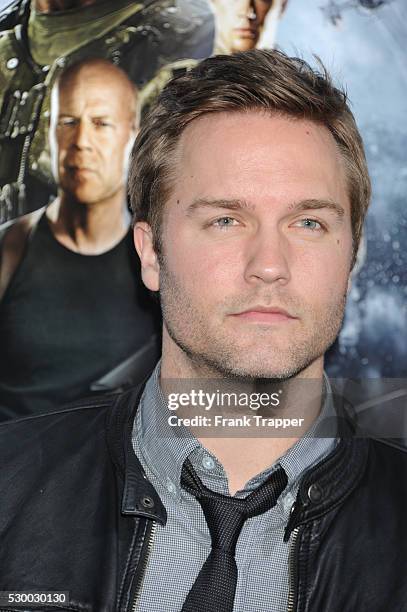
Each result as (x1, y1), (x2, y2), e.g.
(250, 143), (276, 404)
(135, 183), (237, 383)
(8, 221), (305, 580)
(180, 458), (288, 612)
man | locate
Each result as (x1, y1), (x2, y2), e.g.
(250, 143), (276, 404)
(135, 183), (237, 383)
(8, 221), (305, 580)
(139, 0), (287, 120)
(209, 0), (288, 53)
(0, 0), (209, 222)
(0, 58), (160, 420)
(0, 49), (406, 611)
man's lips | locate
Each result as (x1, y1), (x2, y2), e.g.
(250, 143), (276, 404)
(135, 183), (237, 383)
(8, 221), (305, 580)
(66, 166), (97, 177)
(230, 306), (298, 323)
(68, 166), (95, 173)
(234, 27), (257, 38)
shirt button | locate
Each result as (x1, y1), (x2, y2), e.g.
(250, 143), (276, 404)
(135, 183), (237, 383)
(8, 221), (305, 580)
(282, 491), (295, 513)
(202, 455), (215, 470)
(166, 477), (176, 496)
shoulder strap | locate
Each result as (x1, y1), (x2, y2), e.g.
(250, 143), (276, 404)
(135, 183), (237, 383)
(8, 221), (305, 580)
(0, 206), (44, 301)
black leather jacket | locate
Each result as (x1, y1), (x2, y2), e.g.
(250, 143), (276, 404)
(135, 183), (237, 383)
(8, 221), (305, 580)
(0, 385), (406, 612)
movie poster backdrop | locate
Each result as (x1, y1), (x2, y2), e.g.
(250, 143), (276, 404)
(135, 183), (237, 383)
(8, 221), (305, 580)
(0, 0), (405, 419)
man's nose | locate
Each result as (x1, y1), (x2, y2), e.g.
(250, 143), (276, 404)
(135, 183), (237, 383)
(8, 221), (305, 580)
(238, 0), (257, 20)
(243, 228), (291, 286)
(72, 120), (92, 149)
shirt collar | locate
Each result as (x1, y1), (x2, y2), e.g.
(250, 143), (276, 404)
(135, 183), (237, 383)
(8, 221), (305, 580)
(277, 372), (338, 484)
(134, 362), (200, 500)
(134, 363), (338, 500)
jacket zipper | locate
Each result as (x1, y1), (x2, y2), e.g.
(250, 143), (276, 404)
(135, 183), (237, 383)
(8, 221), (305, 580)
(286, 526), (300, 612)
(131, 521), (157, 612)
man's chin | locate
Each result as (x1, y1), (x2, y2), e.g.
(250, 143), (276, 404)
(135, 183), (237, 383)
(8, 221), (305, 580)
(231, 38), (258, 53)
(64, 187), (104, 205)
(194, 352), (317, 382)
(221, 365), (309, 382)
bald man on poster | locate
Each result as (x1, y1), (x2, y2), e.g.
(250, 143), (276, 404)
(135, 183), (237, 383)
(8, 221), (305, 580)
(0, 58), (160, 420)
(0, 0), (207, 222)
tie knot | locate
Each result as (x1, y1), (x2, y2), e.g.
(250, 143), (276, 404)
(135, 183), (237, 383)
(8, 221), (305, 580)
(181, 459), (288, 554)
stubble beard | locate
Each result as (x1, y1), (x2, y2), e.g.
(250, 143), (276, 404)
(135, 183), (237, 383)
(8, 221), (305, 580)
(159, 258), (347, 382)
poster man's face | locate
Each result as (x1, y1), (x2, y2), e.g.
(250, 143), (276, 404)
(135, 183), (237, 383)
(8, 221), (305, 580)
(210, 0), (284, 52)
(136, 112), (354, 380)
(50, 67), (135, 205)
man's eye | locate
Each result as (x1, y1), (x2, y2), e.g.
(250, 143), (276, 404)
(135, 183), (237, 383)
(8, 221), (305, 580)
(294, 218), (325, 231)
(93, 120), (112, 128)
(58, 117), (76, 127)
(212, 217), (239, 229)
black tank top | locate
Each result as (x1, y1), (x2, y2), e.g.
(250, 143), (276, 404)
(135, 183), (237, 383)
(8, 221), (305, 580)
(0, 213), (160, 419)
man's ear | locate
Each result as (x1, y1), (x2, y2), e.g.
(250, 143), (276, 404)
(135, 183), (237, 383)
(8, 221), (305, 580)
(134, 222), (160, 291)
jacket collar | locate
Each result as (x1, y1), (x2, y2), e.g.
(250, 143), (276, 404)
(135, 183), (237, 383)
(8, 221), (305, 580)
(107, 382), (369, 532)
(106, 381), (167, 525)
(284, 394), (369, 540)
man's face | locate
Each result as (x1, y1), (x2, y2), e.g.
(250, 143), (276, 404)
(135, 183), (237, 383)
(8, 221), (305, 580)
(50, 68), (135, 205)
(137, 112), (354, 380)
(210, 0), (284, 52)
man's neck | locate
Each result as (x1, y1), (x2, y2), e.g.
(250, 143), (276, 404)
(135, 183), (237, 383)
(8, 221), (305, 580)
(34, 0), (101, 14)
(202, 385), (323, 495)
(199, 376), (323, 495)
(46, 192), (131, 255)
(160, 332), (325, 495)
